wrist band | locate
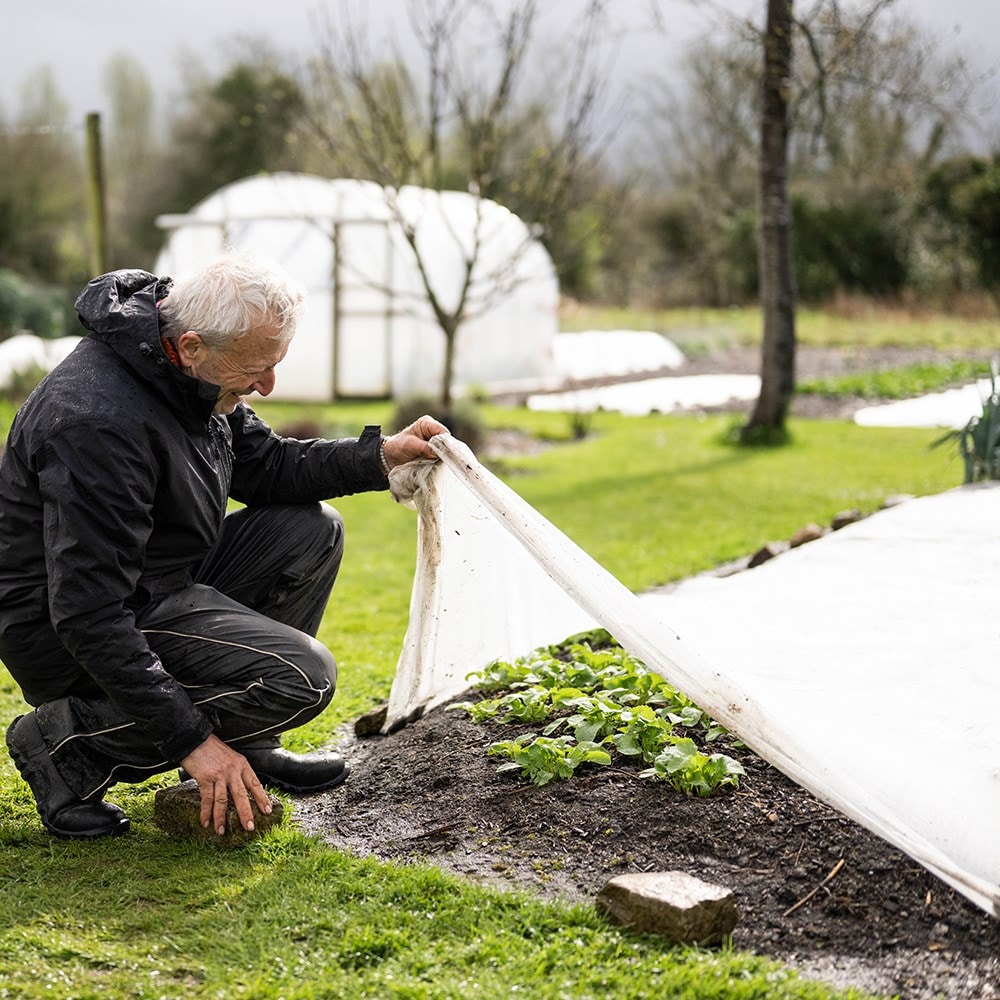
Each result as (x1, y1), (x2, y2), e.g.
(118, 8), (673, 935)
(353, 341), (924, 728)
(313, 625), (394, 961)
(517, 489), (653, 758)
(378, 437), (391, 477)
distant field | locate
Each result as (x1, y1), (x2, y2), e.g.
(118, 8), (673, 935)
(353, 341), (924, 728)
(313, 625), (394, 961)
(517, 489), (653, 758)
(560, 303), (1000, 354)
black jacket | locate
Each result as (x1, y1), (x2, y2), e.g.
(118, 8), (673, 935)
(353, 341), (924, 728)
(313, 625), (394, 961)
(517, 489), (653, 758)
(0, 269), (387, 760)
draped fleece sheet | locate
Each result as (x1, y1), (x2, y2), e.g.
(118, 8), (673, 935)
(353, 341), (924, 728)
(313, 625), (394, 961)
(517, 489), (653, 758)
(386, 435), (1000, 917)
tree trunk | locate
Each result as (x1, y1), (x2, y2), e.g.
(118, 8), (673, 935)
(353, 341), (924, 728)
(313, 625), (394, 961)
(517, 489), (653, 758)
(441, 318), (458, 409)
(742, 0), (796, 442)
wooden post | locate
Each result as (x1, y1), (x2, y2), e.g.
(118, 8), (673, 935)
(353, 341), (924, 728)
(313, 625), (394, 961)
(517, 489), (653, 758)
(85, 112), (107, 275)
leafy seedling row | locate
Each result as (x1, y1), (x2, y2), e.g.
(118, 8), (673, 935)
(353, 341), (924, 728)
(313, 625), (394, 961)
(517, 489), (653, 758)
(450, 628), (745, 795)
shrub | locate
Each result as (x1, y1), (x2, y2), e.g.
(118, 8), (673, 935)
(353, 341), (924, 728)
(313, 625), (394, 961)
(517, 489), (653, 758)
(390, 394), (485, 455)
(0, 362), (48, 404)
(0, 269), (74, 339)
(792, 193), (910, 301)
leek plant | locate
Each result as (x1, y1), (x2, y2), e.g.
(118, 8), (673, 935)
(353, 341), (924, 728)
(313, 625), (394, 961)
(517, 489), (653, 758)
(935, 361), (1000, 483)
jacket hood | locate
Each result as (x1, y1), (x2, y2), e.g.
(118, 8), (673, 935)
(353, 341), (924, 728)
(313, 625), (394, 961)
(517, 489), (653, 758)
(75, 269), (170, 343)
(73, 269), (219, 419)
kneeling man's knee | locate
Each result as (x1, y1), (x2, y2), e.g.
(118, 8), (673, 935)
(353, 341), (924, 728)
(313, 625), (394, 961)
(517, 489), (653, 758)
(296, 503), (344, 554)
(299, 637), (338, 710)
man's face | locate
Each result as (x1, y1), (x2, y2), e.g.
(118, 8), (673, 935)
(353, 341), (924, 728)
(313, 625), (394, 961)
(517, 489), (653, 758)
(177, 322), (291, 415)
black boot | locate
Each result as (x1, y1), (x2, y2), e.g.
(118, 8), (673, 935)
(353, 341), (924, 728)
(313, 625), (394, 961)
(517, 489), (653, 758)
(242, 745), (349, 793)
(6, 714), (130, 839)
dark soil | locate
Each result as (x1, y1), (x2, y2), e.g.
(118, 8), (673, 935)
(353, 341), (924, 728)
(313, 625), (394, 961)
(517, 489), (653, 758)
(296, 704), (999, 1000)
(295, 345), (1000, 1000)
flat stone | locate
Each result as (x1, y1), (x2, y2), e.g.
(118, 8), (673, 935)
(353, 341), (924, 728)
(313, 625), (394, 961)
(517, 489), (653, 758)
(354, 703), (388, 737)
(831, 507), (864, 530)
(153, 780), (283, 847)
(595, 871), (739, 945)
(789, 522), (825, 548)
(748, 541), (787, 567)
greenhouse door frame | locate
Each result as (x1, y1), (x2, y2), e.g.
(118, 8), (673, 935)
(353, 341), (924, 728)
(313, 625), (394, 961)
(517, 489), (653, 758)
(332, 218), (396, 399)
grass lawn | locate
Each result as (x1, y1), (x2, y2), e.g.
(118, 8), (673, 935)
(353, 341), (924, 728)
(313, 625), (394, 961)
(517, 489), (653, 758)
(0, 385), (960, 997)
(559, 302), (1000, 355)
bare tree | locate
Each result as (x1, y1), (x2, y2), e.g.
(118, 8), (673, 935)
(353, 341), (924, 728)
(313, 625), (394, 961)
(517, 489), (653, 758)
(300, 0), (615, 409)
(102, 56), (160, 267)
(649, 1), (971, 437)
(741, 0), (909, 440)
(742, 0), (797, 440)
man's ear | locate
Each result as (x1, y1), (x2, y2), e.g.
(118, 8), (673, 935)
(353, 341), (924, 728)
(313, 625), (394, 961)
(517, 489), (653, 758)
(175, 331), (203, 367)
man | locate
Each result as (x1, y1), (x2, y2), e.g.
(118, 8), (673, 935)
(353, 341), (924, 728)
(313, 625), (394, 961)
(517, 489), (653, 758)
(0, 252), (448, 840)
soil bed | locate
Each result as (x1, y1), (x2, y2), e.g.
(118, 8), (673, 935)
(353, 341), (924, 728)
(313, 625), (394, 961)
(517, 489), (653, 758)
(295, 705), (999, 1000)
(297, 345), (1000, 999)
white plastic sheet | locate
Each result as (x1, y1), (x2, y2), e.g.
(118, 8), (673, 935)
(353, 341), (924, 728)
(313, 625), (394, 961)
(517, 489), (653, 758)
(385, 453), (595, 727)
(387, 436), (1000, 917)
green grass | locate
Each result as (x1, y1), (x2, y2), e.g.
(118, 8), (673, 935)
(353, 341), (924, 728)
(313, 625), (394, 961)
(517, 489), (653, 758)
(476, 408), (955, 589)
(798, 360), (993, 400)
(0, 819), (873, 1000)
(0, 395), (960, 999)
(0, 398), (20, 433)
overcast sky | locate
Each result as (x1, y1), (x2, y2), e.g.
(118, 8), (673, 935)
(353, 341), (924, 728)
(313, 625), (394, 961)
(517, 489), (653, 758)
(2, 0), (998, 133)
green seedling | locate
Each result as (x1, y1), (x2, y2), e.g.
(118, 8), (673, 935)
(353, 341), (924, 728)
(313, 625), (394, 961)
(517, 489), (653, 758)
(640, 738), (747, 796)
(487, 734), (612, 786)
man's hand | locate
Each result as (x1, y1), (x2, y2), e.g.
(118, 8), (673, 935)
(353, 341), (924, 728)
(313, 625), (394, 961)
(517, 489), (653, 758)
(180, 734), (273, 836)
(382, 414), (450, 470)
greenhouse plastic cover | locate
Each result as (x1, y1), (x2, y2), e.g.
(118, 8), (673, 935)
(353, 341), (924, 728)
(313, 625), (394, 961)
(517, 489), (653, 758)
(155, 173), (559, 402)
(386, 435), (1000, 918)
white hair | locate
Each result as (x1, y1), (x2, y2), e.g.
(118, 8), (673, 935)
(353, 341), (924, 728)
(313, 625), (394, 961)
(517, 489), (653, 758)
(158, 251), (305, 348)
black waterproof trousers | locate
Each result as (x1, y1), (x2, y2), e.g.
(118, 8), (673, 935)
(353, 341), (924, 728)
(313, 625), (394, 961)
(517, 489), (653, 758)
(1, 503), (344, 801)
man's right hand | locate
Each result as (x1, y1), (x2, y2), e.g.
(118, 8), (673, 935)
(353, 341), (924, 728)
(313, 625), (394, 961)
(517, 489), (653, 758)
(180, 734), (273, 836)
(382, 415), (450, 469)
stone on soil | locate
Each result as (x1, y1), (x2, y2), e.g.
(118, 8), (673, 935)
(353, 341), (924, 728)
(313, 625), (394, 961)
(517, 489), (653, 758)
(748, 541), (788, 567)
(354, 703), (388, 737)
(831, 508), (864, 530)
(790, 523), (825, 548)
(596, 871), (739, 945)
(153, 779), (283, 847)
